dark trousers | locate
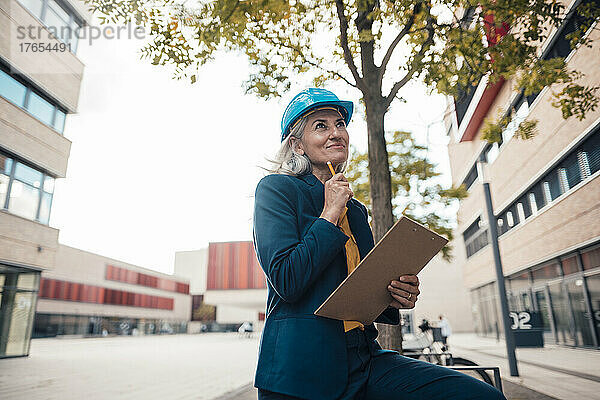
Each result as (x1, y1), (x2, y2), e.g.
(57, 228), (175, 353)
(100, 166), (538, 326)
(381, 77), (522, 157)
(258, 328), (506, 400)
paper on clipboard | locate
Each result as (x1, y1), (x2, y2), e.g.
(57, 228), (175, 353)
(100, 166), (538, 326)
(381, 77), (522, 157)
(314, 216), (448, 325)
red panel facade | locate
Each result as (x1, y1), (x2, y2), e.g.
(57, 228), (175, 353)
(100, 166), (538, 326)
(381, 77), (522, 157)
(39, 278), (174, 310)
(105, 264), (189, 294)
(207, 241), (266, 290)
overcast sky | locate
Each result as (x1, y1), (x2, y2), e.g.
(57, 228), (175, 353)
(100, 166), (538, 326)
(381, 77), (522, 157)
(51, 20), (452, 275)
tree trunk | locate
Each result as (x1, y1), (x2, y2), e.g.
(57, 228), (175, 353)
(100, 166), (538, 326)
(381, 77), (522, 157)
(357, 0), (404, 353)
(363, 98), (404, 352)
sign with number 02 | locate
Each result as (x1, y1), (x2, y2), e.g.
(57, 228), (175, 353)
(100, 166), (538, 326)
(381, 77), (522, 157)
(509, 311), (532, 330)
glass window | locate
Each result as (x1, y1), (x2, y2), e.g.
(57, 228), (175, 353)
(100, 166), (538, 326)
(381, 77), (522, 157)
(463, 164), (478, 190)
(517, 194), (532, 219)
(497, 215), (508, 235)
(562, 153), (582, 189)
(5, 291), (37, 356)
(0, 174), (9, 208)
(485, 143), (499, 164)
(516, 203), (525, 222)
(582, 246), (600, 271)
(0, 153), (13, 175)
(17, 273), (38, 290)
(561, 255), (580, 276)
(543, 170), (562, 201)
(38, 192), (52, 224)
(566, 278), (596, 346)
(585, 273), (600, 342)
(530, 182), (546, 211)
(27, 92), (55, 127)
(507, 211), (514, 227)
(69, 19), (81, 52)
(44, 0), (73, 45)
(17, 0), (43, 19)
(532, 261), (561, 285)
(0, 70), (27, 107)
(582, 130), (600, 175)
(43, 176), (55, 193)
(14, 162), (43, 188)
(548, 281), (576, 346)
(508, 272), (531, 292)
(8, 180), (40, 220)
(53, 109), (66, 132)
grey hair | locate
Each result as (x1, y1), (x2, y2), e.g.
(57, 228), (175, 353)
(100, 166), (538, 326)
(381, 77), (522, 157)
(266, 116), (347, 176)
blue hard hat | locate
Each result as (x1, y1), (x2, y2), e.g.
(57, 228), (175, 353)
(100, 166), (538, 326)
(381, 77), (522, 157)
(281, 88), (354, 141)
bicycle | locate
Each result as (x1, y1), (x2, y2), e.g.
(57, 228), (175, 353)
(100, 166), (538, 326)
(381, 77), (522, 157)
(402, 319), (497, 388)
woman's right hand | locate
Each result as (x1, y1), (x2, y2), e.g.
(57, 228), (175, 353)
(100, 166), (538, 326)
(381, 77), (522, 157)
(320, 173), (353, 225)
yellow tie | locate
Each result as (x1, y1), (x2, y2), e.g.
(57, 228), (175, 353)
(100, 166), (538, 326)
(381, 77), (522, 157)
(338, 207), (365, 332)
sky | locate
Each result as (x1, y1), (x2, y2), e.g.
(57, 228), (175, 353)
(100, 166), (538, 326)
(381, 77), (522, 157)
(51, 19), (452, 275)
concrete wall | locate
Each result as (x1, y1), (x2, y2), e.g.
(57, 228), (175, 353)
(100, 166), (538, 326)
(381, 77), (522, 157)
(0, 210), (58, 270)
(174, 248), (208, 295)
(0, 97), (72, 177)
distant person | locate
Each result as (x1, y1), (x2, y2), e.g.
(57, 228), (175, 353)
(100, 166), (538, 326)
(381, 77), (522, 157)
(252, 88), (505, 399)
(438, 315), (452, 345)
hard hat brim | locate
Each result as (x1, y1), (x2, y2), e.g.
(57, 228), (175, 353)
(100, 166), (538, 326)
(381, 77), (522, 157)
(282, 100), (353, 141)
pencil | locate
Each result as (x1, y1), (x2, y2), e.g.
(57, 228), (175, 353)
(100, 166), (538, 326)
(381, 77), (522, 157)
(327, 161), (336, 176)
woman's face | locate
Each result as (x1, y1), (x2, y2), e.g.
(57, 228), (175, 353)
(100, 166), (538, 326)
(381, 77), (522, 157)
(295, 109), (349, 169)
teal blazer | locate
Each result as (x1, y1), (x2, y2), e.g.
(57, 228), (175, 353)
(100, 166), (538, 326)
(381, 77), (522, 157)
(253, 173), (399, 399)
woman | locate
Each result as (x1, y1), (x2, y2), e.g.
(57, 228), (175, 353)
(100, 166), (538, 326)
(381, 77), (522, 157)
(253, 88), (505, 400)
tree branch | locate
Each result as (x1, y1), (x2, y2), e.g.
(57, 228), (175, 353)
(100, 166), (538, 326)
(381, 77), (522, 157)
(263, 34), (357, 89)
(385, 14), (435, 109)
(335, 0), (366, 91)
(379, 2), (421, 84)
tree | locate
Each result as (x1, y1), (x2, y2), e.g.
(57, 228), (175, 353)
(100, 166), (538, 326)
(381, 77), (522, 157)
(346, 130), (467, 261)
(346, 129), (467, 349)
(87, 0), (599, 350)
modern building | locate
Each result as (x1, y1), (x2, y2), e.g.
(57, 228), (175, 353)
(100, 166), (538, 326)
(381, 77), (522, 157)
(203, 241), (267, 328)
(34, 244), (191, 337)
(180, 240), (473, 335)
(0, 0), (91, 357)
(174, 248), (216, 333)
(446, 3), (599, 348)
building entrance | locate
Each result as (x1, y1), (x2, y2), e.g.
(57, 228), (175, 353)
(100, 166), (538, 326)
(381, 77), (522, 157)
(0, 266), (40, 358)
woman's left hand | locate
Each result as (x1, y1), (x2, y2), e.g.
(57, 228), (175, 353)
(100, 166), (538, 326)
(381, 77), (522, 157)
(388, 275), (420, 309)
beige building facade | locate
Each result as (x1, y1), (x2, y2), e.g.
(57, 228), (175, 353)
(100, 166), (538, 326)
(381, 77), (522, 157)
(0, 0), (91, 357)
(446, 3), (600, 348)
(34, 245), (191, 337)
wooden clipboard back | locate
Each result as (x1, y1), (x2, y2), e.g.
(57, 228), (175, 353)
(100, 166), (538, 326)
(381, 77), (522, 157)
(314, 216), (448, 325)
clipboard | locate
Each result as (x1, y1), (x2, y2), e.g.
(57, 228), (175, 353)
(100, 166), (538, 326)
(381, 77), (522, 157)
(314, 216), (448, 325)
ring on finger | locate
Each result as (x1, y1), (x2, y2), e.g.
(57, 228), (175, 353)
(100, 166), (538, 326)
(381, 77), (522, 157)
(407, 293), (413, 301)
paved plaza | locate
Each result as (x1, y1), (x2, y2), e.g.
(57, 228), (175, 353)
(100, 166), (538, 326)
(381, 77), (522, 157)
(0, 333), (260, 400)
(450, 333), (600, 400)
(2, 332), (599, 399)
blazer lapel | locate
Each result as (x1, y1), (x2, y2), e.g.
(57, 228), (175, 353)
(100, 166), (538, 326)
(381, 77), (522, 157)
(297, 174), (324, 214)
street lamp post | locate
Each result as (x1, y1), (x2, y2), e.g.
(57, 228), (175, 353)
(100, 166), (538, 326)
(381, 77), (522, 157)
(478, 157), (519, 377)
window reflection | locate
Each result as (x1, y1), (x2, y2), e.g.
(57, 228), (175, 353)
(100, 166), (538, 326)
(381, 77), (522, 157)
(0, 70), (27, 107)
(38, 192), (52, 224)
(14, 162), (43, 188)
(1, 153), (54, 224)
(9, 181), (40, 220)
(28, 92), (55, 127)
(0, 65), (67, 133)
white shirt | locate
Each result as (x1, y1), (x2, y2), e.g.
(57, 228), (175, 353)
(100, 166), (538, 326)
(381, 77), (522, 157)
(438, 318), (452, 337)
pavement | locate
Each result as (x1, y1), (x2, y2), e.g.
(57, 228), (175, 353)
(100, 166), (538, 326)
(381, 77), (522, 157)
(0, 333), (260, 400)
(449, 333), (600, 400)
(1, 332), (598, 399)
